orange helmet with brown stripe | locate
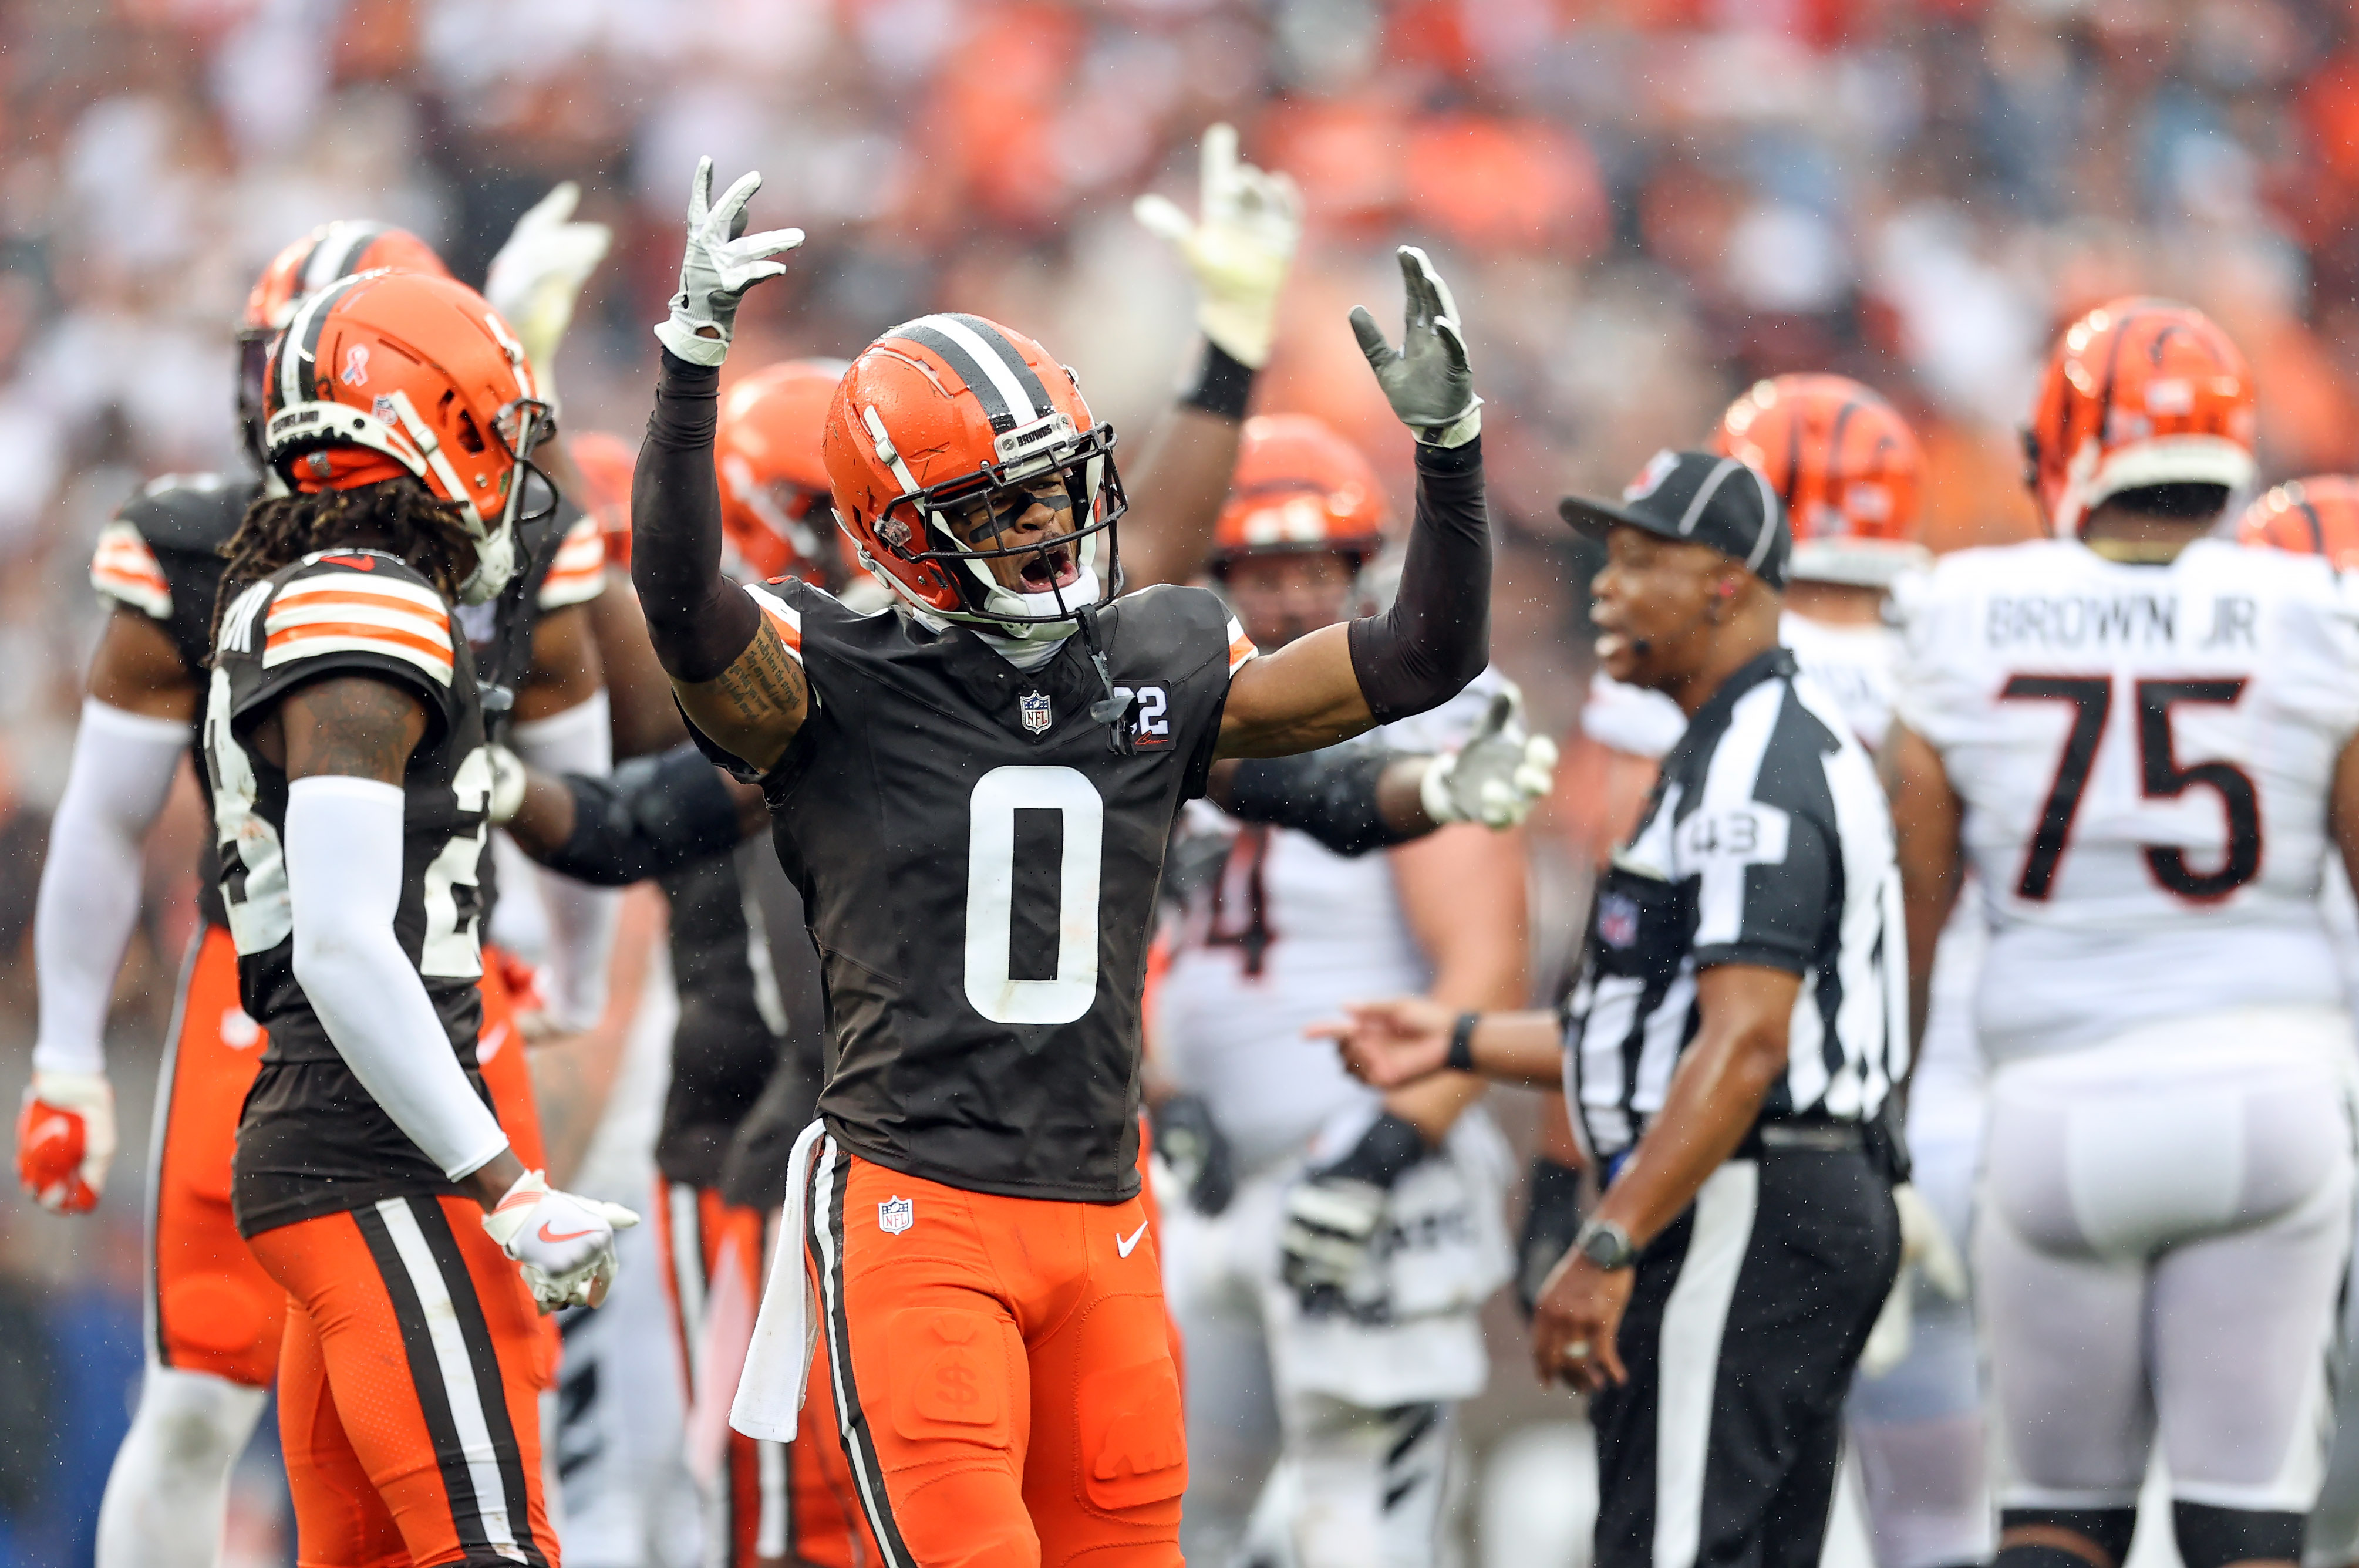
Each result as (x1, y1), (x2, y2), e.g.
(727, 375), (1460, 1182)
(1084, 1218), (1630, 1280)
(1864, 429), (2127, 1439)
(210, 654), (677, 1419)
(717, 358), (849, 585)
(1212, 414), (1390, 575)
(2236, 477), (2359, 569)
(2025, 296), (2257, 537)
(262, 270), (554, 604)
(823, 312), (1121, 640)
(238, 222), (453, 467)
(1711, 375), (1927, 587)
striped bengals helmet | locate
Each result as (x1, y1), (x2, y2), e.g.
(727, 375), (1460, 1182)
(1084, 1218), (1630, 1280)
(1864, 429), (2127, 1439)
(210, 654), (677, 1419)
(263, 270), (553, 604)
(1711, 375), (1927, 588)
(239, 221), (453, 467)
(1212, 414), (1390, 575)
(2026, 297), (2256, 537)
(2237, 477), (2359, 569)
(718, 358), (849, 585)
(823, 312), (1121, 639)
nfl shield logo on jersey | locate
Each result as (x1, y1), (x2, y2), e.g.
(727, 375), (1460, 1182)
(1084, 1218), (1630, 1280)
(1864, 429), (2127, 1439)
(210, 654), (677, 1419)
(1598, 892), (1640, 949)
(1020, 690), (1052, 734)
(878, 1196), (914, 1235)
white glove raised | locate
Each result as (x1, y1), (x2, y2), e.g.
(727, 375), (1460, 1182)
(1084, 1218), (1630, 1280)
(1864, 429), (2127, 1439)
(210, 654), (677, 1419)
(1133, 123), (1303, 370)
(482, 744), (527, 827)
(1420, 683), (1560, 829)
(15, 1070), (116, 1215)
(485, 181), (612, 390)
(1350, 246), (1481, 447)
(1857, 1182), (1967, 1378)
(480, 1168), (640, 1312)
(652, 158), (806, 369)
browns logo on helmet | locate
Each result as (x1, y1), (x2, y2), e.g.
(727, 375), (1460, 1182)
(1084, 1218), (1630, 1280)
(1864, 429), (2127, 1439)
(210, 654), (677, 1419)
(717, 358), (849, 586)
(239, 222), (453, 468)
(1212, 414), (1390, 575)
(2024, 296), (2257, 537)
(823, 312), (1120, 640)
(263, 270), (552, 603)
(2237, 477), (2359, 570)
(1712, 374), (1927, 588)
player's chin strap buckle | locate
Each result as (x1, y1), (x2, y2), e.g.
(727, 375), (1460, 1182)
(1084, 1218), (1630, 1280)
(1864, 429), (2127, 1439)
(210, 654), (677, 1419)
(1075, 604), (1133, 751)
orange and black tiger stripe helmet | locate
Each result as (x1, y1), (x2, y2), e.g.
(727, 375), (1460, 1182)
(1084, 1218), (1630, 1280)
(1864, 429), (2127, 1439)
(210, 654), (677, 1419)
(2236, 476), (2359, 569)
(1711, 374), (1927, 587)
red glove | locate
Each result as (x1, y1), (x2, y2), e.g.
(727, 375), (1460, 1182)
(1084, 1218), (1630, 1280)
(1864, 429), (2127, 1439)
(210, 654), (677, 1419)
(17, 1071), (116, 1215)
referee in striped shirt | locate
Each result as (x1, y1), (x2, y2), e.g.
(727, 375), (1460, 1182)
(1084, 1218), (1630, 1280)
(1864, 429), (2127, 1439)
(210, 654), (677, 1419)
(1321, 450), (1903, 1568)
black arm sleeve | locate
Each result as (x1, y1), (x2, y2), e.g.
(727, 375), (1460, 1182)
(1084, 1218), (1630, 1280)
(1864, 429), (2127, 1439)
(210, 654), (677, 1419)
(1216, 740), (1424, 858)
(632, 350), (761, 682)
(1344, 437), (1489, 724)
(536, 743), (749, 887)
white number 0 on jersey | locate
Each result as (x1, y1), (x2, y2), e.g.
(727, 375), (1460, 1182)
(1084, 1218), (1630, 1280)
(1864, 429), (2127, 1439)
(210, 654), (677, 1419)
(965, 765), (1103, 1025)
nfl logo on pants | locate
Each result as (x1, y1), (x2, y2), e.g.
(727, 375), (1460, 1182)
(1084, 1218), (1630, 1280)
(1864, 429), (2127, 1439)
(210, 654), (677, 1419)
(878, 1196), (914, 1235)
(1020, 690), (1052, 734)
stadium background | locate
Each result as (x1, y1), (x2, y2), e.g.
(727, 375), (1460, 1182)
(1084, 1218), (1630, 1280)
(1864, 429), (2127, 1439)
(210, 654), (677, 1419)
(0, 0), (2339, 1559)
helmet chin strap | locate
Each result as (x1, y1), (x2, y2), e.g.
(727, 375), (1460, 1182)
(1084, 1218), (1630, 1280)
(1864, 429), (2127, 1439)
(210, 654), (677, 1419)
(457, 517), (519, 605)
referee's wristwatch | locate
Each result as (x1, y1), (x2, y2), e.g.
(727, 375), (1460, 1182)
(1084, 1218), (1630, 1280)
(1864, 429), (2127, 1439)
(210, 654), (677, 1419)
(1572, 1217), (1637, 1272)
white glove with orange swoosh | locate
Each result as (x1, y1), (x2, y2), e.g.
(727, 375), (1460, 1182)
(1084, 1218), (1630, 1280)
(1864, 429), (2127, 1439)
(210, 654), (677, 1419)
(481, 1169), (640, 1312)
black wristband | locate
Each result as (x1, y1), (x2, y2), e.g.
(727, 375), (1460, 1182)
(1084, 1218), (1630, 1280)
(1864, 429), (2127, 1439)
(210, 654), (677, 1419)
(1446, 1011), (1480, 1074)
(1220, 741), (1413, 858)
(1179, 339), (1255, 421)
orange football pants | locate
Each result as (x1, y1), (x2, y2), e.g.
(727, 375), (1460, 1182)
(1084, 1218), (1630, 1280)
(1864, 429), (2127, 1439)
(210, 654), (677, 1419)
(249, 1194), (558, 1568)
(655, 1179), (879, 1567)
(154, 929), (548, 1385)
(803, 1137), (1187, 1568)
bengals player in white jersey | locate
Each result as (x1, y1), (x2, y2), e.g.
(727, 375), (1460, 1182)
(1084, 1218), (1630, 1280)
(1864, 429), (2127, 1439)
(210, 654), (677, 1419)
(1572, 375), (1984, 1568)
(1886, 299), (2359, 1568)
(17, 211), (616, 1568)
(1149, 414), (1532, 1568)
(2233, 479), (2359, 1568)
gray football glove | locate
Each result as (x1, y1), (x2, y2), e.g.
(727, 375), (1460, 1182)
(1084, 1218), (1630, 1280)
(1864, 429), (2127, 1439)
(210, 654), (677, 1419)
(652, 157), (805, 368)
(1280, 1112), (1428, 1314)
(1349, 247), (1481, 447)
(1420, 684), (1559, 829)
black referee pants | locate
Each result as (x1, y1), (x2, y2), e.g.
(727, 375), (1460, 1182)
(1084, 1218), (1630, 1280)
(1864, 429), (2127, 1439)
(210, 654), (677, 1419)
(1591, 1148), (1898, 1568)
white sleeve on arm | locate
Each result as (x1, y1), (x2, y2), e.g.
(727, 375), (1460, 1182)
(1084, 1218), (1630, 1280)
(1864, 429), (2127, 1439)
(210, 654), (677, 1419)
(509, 690), (620, 1031)
(32, 699), (191, 1075)
(285, 776), (510, 1181)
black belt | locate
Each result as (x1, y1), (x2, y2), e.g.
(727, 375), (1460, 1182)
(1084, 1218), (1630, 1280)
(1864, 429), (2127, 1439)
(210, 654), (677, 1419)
(1734, 1120), (1865, 1158)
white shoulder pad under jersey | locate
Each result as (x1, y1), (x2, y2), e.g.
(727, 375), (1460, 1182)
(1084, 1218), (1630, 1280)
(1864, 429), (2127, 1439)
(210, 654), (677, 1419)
(1896, 538), (2359, 1058)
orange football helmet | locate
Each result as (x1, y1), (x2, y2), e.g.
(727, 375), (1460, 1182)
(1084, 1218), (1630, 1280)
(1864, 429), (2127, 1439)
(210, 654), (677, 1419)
(2024, 296), (2257, 537)
(239, 222), (452, 467)
(824, 312), (1120, 638)
(263, 270), (552, 603)
(1212, 414), (1390, 575)
(1712, 375), (1927, 586)
(2236, 476), (2359, 569)
(717, 359), (848, 584)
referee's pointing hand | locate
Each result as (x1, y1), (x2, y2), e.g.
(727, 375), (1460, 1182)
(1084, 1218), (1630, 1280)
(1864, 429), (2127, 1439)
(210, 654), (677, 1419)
(1532, 1248), (1633, 1393)
(1309, 997), (1454, 1089)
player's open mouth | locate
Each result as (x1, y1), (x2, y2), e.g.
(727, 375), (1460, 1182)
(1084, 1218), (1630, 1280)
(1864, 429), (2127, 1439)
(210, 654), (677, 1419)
(1020, 544), (1079, 590)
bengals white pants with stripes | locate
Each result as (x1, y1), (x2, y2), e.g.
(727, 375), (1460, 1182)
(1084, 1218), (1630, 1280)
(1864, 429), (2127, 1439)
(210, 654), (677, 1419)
(1977, 1009), (2358, 1515)
(249, 1193), (559, 1568)
(1589, 1148), (1896, 1568)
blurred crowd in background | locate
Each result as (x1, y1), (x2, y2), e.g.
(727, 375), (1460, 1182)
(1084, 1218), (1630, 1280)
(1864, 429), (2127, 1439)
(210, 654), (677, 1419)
(0, 0), (2350, 1559)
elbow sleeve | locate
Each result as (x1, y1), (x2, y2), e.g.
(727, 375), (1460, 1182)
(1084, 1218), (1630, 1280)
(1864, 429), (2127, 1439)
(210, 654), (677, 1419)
(285, 777), (508, 1181)
(1221, 742), (1416, 858)
(33, 700), (191, 1075)
(513, 694), (621, 1031)
(1346, 439), (1490, 724)
(633, 350), (761, 682)
(542, 743), (747, 887)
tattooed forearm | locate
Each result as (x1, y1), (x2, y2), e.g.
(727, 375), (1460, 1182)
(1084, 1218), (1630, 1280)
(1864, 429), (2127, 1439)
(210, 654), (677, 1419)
(676, 618), (808, 771)
(280, 675), (430, 784)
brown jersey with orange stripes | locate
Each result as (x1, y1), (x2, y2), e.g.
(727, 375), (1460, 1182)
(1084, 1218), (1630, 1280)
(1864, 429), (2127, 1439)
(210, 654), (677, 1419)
(694, 576), (1255, 1205)
(202, 549), (500, 1235)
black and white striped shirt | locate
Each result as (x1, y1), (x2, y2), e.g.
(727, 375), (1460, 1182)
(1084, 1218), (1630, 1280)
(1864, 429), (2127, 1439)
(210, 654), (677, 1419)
(1565, 648), (1905, 1161)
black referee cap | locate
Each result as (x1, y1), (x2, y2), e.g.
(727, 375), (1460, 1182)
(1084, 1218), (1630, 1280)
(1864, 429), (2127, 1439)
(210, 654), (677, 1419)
(1558, 449), (1792, 591)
